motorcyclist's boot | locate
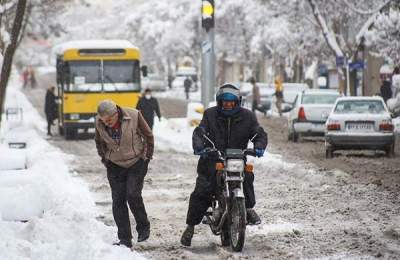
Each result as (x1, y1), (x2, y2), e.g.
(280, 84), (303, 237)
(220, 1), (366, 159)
(180, 225), (194, 246)
(213, 207), (223, 223)
(247, 208), (261, 225)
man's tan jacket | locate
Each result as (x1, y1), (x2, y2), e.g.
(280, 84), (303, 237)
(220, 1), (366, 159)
(95, 107), (154, 168)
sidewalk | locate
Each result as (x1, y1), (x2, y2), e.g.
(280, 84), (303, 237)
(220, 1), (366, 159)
(0, 72), (146, 260)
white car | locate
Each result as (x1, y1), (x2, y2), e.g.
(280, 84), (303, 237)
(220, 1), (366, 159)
(141, 74), (167, 91)
(288, 89), (340, 142)
(241, 82), (274, 112)
(171, 76), (198, 92)
(325, 96), (395, 158)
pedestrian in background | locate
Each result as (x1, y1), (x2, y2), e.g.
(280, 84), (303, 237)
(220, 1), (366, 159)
(251, 77), (261, 113)
(95, 100), (154, 248)
(250, 77), (268, 116)
(184, 76), (192, 100)
(136, 88), (161, 129)
(274, 76), (284, 117)
(22, 68), (29, 88)
(29, 66), (37, 88)
(381, 79), (392, 104)
(44, 85), (58, 136)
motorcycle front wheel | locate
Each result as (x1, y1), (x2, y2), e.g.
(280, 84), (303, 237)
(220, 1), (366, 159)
(229, 197), (246, 252)
(220, 221), (230, 247)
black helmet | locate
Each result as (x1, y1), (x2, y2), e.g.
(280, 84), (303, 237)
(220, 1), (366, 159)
(216, 83), (241, 116)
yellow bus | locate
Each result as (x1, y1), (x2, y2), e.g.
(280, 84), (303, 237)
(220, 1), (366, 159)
(54, 40), (146, 139)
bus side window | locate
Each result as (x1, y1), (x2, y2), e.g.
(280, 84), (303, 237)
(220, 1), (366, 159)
(64, 62), (71, 91)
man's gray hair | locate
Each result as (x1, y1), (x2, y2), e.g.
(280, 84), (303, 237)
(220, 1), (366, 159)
(97, 99), (117, 116)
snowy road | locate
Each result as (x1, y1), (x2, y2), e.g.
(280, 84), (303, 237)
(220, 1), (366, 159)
(23, 78), (400, 259)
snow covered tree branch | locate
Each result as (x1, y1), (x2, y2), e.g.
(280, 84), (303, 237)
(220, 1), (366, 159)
(307, 0), (344, 57)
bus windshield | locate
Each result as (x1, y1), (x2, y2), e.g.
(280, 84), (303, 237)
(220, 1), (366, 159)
(103, 61), (140, 91)
(66, 60), (140, 92)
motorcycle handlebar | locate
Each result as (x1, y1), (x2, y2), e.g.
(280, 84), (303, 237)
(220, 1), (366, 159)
(244, 149), (256, 157)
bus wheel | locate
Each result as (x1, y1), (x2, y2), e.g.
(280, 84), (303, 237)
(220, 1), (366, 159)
(65, 127), (77, 140)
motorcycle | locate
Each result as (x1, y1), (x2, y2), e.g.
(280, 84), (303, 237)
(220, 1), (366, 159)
(200, 133), (257, 252)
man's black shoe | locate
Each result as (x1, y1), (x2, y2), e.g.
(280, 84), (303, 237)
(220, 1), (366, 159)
(247, 208), (261, 225)
(137, 228), (150, 242)
(180, 225), (194, 246)
(113, 239), (132, 248)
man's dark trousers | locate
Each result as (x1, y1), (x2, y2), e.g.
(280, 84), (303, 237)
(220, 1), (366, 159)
(107, 159), (150, 241)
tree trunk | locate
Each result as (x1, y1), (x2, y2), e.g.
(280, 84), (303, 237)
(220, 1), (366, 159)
(0, 0), (27, 126)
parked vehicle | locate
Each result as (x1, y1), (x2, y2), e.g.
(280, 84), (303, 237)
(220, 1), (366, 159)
(241, 82), (274, 113)
(200, 133), (257, 252)
(325, 96), (395, 158)
(171, 66), (198, 91)
(241, 82), (309, 113)
(288, 89), (340, 142)
(141, 74), (167, 91)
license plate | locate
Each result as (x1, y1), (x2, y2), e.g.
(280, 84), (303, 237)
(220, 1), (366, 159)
(346, 123), (373, 131)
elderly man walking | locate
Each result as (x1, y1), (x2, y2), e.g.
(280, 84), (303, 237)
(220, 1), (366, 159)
(95, 100), (154, 248)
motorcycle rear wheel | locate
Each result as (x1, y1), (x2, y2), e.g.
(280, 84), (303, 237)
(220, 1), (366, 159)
(230, 197), (246, 252)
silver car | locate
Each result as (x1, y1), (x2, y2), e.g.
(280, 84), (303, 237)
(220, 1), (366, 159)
(325, 96), (395, 158)
(141, 74), (167, 91)
(288, 89), (340, 142)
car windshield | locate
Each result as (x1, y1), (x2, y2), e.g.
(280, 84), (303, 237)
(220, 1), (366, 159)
(302, 93), (339, 105)
(334, 100), (386, 114)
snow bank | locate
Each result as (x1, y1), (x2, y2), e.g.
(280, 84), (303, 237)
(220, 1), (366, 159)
(154, 87), (201, 102)
(152, 113), (296, 170)
(0, 73), (146, 260)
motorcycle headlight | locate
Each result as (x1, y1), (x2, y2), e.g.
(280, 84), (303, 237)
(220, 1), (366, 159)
(226, 159), (244, 172)
(69, 113), (80, 120)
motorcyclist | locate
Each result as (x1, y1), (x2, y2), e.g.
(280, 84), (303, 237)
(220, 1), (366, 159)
(180, 83), (268, 246)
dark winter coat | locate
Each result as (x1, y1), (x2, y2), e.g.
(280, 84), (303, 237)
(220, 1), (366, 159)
(193, 106), (268, 161)
(136, 97), (161, 129)
(44, 90), (57, 121)
(380, 80), (393, 103)
(184, 78), (192, 93)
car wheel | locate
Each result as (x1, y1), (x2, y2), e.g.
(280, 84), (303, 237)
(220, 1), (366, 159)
(293, 132), (299, 143)
(325, 146), (334, 159)
(288, 132), (293, 141)
(385, 144), (395, 158)
(289, 123), (299, 142)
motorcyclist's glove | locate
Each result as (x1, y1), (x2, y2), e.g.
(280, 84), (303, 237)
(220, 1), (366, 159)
(255, 148), (265, 158)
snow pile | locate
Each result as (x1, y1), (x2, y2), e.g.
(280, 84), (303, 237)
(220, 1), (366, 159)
(153, 118), (195, 154)
(0, 74), (146, 260)
(154, 87), (201, 102)
(248, 220), (302, 235)
(152, 112), (295, 169)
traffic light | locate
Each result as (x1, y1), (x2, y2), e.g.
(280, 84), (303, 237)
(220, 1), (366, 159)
(202, 0), (214, 32)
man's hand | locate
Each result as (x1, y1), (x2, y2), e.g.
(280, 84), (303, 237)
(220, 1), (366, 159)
(101, 158), (110, 167)
(255, 148), (265, 158)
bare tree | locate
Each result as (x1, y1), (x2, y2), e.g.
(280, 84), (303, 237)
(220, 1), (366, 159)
(0, 0), (27, 126)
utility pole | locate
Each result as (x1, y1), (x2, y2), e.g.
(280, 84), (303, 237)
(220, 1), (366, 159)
(201, 0), (216, 108)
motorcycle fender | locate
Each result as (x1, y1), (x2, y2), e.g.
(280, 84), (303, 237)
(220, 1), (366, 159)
(232, 188), (244, 198)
